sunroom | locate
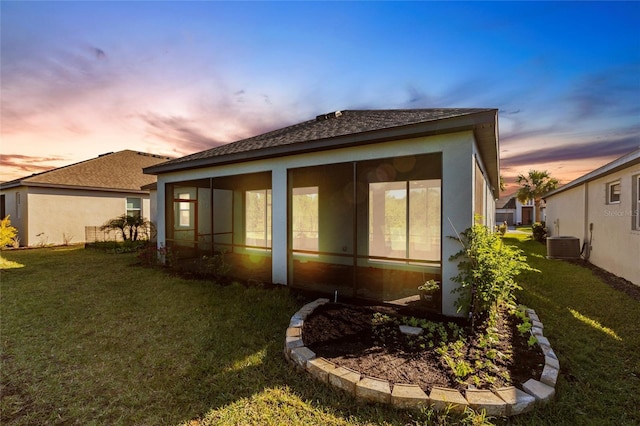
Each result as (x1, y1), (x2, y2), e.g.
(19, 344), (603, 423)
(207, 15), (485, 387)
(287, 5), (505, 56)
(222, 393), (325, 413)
(144, 109), (499, 316)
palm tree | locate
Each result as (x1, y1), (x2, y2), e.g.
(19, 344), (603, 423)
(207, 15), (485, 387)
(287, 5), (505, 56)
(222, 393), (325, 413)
(516, 170), (559, 223)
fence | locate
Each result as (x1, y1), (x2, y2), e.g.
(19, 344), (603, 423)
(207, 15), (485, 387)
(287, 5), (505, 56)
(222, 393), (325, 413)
(85, 226), (122, 243)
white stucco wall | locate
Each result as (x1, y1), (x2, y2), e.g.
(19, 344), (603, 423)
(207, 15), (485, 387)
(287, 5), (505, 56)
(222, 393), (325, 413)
(546, 164), (640, 285)
(156, 130), (489, 316)
(545, 185), (586, 240)
(25, 187), (151, 246)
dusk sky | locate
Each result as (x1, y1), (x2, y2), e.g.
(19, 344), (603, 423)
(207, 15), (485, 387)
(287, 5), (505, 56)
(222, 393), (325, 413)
(2, 1), (639, 195)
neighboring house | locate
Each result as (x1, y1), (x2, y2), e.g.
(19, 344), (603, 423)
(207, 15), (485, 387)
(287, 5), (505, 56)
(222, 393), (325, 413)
(0, 150), (171, 246)
(144, 109), (500, 316)
(495, 196), (536, 225)
(544, 148), (640, 285)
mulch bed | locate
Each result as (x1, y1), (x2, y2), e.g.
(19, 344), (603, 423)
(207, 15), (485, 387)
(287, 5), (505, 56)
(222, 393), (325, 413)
(301, 258), (639, 394)
(302, 303), (544, 393)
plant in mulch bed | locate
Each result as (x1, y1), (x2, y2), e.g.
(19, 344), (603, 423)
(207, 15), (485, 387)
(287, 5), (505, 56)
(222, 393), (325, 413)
(439, 223), (542, 387)
(449, 223), (539, 328)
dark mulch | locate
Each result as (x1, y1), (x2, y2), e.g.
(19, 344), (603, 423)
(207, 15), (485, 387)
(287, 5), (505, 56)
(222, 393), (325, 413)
(302, 303), (544, 393)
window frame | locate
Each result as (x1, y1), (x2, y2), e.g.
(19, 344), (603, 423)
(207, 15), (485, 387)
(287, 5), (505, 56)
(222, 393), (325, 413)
(126, 197), (142, 218)
(607, 180), (621, 204)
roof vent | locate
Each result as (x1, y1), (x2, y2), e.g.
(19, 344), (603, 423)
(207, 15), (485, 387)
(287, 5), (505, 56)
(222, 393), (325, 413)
(316, 110), (343, 121)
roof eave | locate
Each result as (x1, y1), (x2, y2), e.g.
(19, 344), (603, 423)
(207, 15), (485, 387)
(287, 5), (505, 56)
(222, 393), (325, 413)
(544, 148), (640, 199)
(1, 181), (152, 194)
(144, 109), (499, 179)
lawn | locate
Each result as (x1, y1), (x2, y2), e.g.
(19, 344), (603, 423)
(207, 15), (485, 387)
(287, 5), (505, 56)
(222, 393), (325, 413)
(1, 241), (639, 425)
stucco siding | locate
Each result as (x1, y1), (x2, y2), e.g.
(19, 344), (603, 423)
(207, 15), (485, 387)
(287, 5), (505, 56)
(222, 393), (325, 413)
(586, 167), (640, 285)
(546, 164), (640, 285)
(545, 185), (586, 241)
(26, 188), (151, 246)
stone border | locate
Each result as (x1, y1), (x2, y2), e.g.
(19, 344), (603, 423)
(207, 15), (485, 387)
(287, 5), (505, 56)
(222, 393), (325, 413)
(284, 299), (559, 415)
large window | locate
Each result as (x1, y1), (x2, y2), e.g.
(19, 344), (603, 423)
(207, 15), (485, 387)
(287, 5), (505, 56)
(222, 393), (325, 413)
(607, 181), (621, 204)
(292, 187), (319, 251)
(369, 179), (441, 261)
(245, 189), (271, 248)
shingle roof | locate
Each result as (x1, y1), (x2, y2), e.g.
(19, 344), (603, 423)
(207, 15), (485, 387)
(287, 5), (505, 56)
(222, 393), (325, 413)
(143, 108), (500, 197)
(146, 108), (495, 169)
(1, 150), (171, 192)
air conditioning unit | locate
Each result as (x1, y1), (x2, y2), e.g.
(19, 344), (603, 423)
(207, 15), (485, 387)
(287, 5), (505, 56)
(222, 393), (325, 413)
(546, 236), (581, 259)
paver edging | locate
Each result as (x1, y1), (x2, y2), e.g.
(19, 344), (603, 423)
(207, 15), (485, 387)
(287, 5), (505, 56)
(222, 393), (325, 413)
(285, 300), (558, 415)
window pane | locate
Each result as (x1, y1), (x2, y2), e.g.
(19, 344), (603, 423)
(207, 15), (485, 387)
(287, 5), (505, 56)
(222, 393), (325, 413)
(409, 180), (441, 261)
(245, 189), (271, 248)
(609, 182), (621, 203)
(292, 187), (319, 251)
(126, 198), (141, 210)
(369, 182), (406, 258)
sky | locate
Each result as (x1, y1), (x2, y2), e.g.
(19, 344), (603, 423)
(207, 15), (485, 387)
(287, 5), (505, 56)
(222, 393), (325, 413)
(1, 1), (639, 195)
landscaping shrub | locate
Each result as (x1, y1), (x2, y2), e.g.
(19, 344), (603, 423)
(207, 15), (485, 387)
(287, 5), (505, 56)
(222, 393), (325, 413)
(532, 221), (547, 242)
(0, 215), (18, 248)
(450, 224), (538, 327)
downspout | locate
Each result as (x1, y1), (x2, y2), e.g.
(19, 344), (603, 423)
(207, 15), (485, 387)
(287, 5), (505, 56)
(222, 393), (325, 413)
(582, 182), (592, 260)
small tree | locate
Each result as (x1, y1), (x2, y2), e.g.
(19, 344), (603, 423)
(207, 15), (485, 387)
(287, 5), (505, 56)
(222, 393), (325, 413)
(100, 214), (151, 242)
(516, 170), (558, 223)
(0, 215), (18, 248)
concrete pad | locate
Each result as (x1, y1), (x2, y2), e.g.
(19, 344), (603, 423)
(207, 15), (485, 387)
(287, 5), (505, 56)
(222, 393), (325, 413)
(399, 325), (424, 336)
(465, 389), (507, 416)
(355, 377), (391, 404)
(391, 384), (428, 410)
(540, 364), (559, 387)
(290, 346), (316, 369)
(306, 357), (336, 383)
(328, 366), (361, 394)
(522, 379), (555, 403)
(429, 386), (468, 413)
(495, 386), (536, 415)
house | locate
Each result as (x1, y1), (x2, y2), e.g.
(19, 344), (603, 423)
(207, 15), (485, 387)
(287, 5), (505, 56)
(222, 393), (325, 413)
(543, 148), (640, 285)
(0, 150), (171, 246)
(495, 196), (536, 226)
(144, 109), (500, 316)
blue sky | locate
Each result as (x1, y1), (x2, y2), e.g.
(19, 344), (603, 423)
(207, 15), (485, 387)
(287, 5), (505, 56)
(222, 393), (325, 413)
(1, 1), (639, 193)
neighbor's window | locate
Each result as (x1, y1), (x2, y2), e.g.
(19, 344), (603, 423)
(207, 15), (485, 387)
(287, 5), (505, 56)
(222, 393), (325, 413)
(292, 187), (319, 251)
(15, 193), (21, 219)
(607, 181), (621, 204)
(369, 179), (441, 261)
(126, 197), (141, 217)
(245, 189), (271, 248)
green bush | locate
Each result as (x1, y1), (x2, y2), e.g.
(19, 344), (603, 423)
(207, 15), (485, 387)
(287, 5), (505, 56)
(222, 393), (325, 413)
(532, 222), (547, 242)
(450, 224), (538, 326)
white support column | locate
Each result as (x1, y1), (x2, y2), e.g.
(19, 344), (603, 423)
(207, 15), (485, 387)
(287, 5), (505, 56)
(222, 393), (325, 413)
(271, 167), (288, 285)
(156, 179), (166, 249)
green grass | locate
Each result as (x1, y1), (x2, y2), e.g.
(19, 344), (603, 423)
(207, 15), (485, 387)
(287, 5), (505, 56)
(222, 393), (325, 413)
(502, 232), (640, 425)
(1, 243), (639, 425)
